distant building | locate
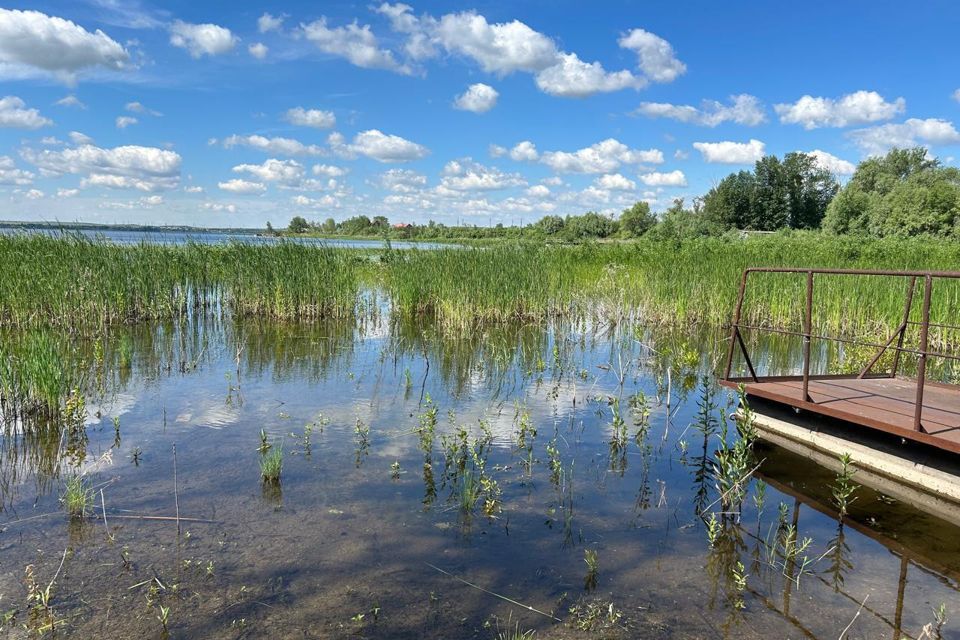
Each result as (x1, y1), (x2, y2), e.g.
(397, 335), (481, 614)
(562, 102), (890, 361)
(393, 222), (411, 228)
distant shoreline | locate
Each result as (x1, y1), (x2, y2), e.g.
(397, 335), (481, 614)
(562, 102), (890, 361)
(0, 220), (262, 235)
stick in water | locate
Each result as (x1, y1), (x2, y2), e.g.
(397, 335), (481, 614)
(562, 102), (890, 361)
(424, 562), (561, 622)
(172, 443), (181, 536)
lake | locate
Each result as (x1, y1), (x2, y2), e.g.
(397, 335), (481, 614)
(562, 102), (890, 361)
(1, 311), (957, 638)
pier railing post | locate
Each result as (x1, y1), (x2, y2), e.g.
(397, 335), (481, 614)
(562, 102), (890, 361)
(802, 270), (813, 402)
(724, 270), (750, 381)
(913, 275), (933, 432)
(891, 276), (917, 379)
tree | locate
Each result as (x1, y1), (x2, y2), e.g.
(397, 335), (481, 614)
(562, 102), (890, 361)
(536, 215), (565, 235)
(823, 147), (960, 236)
(288, 216), (309, 234)
(321, 217), (337, 234)
(564, 212), (617, 240)
(265, 221), (276, 236)
(619, 201), (657, 237)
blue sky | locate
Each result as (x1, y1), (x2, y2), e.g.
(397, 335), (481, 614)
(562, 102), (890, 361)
(1, 1), (959, 228)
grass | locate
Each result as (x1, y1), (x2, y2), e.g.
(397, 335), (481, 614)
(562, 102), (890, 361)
(260, 448), (283, 484)
(61, 475), (93, 518)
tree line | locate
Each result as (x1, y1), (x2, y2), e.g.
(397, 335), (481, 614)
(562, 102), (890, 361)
(277, 147), (960, 241)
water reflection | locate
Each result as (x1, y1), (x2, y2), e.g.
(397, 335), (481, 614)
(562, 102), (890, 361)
(0, 312), (958, 638)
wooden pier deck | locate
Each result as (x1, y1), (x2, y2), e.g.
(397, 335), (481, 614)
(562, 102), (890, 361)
(721, 268), (960, 456)
(721, 375), (960, 454)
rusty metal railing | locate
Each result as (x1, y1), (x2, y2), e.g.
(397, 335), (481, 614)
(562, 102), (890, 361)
(722, 267), (960, 432)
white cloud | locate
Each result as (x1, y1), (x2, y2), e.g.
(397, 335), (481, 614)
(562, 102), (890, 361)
(328, 129), (428, 162)
(40, 136), (61, 145)
(535, 52), (645, 97)
(434, 11), (558, 75)
(541, 176), (563, 186)
(540, 138), (663, 173)
(218, 178), (266, 194)
(0, 156), (34, 185)
(312, 163), (347, 177)
(596, 173), (636, 190)
(0, 9), (129, 80)
(693, 139), (765, 164)
(635, 94), (766, 127)
(0, 96), (52, 129)
(439, 158), (525, 191)
(249, 42), (268, 59)
(618, 29), (686, 83)
(292, 194), (340, 209)
(258, 13), (284, 33)
(526, 184), (550, 197)
(56, 187), (78, 197)
(184, 185), (204, 193)
(639, 169), (687, 186)
(380, 168), (427, 192)
(848, 118), (960, 156)
(301, 17), (411, 74)
(806, 150), (856, 176)
(125, 101), (161, 116)
(373, 3), (437, 60)
(775, 90), (905, 129)
(25, 188), (44, 199)
(509, 141), (539, 162)
(115, 115), (137, 129)
(69, 131), (94, 145)
(284, 107), (336, 128)
(140, 195), (163, 206)
(21, 143), (181, 191)
(55, 94), (85, 109)
(489, 144), (507, 157)
(202, 202), (237, 213)
(454, 83), (499, 113)
(169, 20), (237, 58)
(232, 158), (305, 186)
(223, 134), (324, 156)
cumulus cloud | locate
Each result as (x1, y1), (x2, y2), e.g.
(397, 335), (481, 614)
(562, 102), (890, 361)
(258, 12), (284, 33)
(184, 185), (204, 193)
(0, 96), (52, 129)
(511, 142), (540, 163)
(292, 194), (340, 209)
(0, 156), (34, 185)
(380, 168), (427, 192)
(56, 187), (78, 197)
(21, 143), (181, 191)
(115, 115), (137, 129)
(232, 158), (305, 185)
(540, 138), (663, 173)
(312, 163), (347, 177)
(328, 129), (428, 162)
(433, 11), (558, 75)
(596, 173), (636, 190)
(526, 184), (550, 197)
(169, 20), (238, 58)
(218, 178), (266, 194)
(69, 131), (94, 145)
(692, 139), (765, 164)
(125, 101), (161, 116)
(376, 6), (670, 98)
(249, 42), (268, 59)
(202, 202), (237, 213)
(535, 52), (645, 97)
(25, 188), (44, 199)
(635, 94), (766, 127)
(301, 17), (411, 74)
(55, 94), (86, 109)
(639, 169), (687, 186)
(0, 9), (129, 81)
(847, 118), (960, 156)
(284, 107), (336, 128)
(439, 158), (525, 191)
(775, 90), (905, 129)
(222, 134), (325, 156)
(454, 83), (499, 113)
(618, 28), (686, 83)
(806, 149), (856, 176)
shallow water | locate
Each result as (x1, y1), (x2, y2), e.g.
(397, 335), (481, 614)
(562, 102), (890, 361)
(1, 315), (958, 639)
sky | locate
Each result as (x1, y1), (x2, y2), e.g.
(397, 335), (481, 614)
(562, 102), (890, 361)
(1, 0), (959, 229)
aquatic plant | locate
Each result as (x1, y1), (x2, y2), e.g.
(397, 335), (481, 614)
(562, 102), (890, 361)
(260, 448), (283, 484)
(831, 453), (860, 519)
(61, 475), (94, 518)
